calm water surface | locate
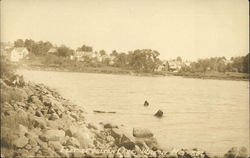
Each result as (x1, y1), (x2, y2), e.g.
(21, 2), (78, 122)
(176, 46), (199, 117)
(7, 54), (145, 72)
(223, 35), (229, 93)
(19, 70), (249, 155)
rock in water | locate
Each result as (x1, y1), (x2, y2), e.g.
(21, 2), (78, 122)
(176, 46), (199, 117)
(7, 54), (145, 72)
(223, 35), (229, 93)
(144, 100), (149, 106)
(154, 110), (163, 117)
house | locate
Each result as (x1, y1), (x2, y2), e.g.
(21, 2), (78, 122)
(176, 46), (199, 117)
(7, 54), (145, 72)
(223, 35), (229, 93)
(155, 60), (169, 72)
(1, 42), (14, 60)
(72, 51), (85, 61)
(109, 56), (116, 65)
(9, 47), (29, 62)
(166, 60), (184, 72)
(47, 48), (58, 54)
(70, 51), (95, 61)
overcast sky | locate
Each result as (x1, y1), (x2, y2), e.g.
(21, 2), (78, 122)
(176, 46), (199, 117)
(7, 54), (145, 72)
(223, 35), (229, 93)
(1, 0), (249, 60)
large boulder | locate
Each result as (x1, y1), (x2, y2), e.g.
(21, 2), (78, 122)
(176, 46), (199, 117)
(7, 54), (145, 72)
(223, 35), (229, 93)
(48, 141), (64, 151)
(46, 119), (64, 130)
(35, 110), (43, 117)
(1, 127), (19, 148)
(28, 137), (38, 147)
(29, 95), (43, 106)
(87, 122), (101, 130)
(224, 147), (248, 158)
(18, 124), (28, 136)
(51, 100), (65, 113)
(65, 137), (80, 148)
(73, 131), (94, 149)
(48, 113), (59, 120)
(104, 123), (118, 129)
(65, 125), (79, 137)
(39, 129), (65, 142)
(23, 86), (34, 96)
(40, 95), (53, 106)
(13, 136), (29, 148)
(133, 128), (154, 138)
(110, 128), (135, 150)
(1, 102), (14, 115)
(30, 115), (47, 129)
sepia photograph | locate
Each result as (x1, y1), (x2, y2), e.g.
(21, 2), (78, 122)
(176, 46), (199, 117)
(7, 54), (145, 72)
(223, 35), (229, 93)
(0, 0), (249, 157)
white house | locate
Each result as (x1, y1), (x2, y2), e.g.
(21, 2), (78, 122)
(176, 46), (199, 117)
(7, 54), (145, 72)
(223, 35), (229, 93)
(70, 51), (96, 61)
(9, 47), (29, 62)
(47, 48), (58, 54)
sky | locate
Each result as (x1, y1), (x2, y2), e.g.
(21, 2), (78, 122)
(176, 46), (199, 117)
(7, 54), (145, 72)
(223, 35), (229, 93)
(1, 0), (249, 61)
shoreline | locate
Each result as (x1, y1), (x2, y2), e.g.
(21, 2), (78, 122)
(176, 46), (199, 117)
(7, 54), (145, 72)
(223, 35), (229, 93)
(1, 72), (248, 157)
(19, 63), (249, 81)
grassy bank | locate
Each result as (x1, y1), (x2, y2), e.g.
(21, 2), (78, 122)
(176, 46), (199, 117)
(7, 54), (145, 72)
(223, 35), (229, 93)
(17, 58), (166, 77)
(170, 71), (249, 81)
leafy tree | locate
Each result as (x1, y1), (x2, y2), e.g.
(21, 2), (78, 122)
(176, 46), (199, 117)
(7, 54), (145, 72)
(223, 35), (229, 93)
(176, 56), (182, 62)
(115, 53), (127, 67)
(99, 50), (106, 56)
(57, 45), (73, 57)
(77, 45), (93, 52)
(128, 49), (161, 72)
(15, 39), (53, 56)
(111, 50), (118, 57)
(14, 39), (24, 47)
(243, 53), (249, 73)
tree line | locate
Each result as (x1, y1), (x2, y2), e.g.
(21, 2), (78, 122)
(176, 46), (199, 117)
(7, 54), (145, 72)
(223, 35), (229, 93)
(13, 39), (249, 73)
(181, 54), (249, 73)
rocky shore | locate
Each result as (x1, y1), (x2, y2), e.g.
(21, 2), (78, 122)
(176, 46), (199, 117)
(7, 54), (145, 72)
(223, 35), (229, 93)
(0, 76), (248, 157)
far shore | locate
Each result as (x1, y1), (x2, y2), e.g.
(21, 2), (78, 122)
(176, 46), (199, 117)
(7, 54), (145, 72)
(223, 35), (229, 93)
(18, 63), (249, 81)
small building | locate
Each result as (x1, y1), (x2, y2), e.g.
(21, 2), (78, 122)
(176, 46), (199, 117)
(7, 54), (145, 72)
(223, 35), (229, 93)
(70, 51), (95, 61)
(9, 47), (29, 62)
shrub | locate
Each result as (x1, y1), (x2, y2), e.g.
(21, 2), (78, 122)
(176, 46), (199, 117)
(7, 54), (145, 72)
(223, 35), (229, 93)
(0, 60), (16, 79)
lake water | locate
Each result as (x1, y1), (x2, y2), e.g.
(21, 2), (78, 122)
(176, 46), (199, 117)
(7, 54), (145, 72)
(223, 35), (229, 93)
(18, 70), (249, 155)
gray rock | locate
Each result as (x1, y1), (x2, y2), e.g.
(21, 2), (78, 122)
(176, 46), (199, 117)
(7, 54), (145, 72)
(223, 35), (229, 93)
(41, 146), (60, 157)
(48, 113), (59, 120)
(13, 136), (29, 148)
(87, 122), (99, 130)
(154, 110), (163, 117)
(114, 152), (123, 158)
(73, 132), (93, 149)
(48, 141), (63, 151)
(30, 116), (47, 129)
(35, 110), (43, 117)
(39, 129), (65, 142)
(18, 124), (28, 136)
(104, 123), (118, 129)
(25, 144), (32, 150)
(28, 137), (38, 147)
(65, 125), (78, 137)
(65, 137), (80, 148)
(40, 95), (52, 106)
(70, 112), (79, 121)
(133, 128), (154, 138)
(224, 147), (248, 158)
(1, 102), (14, 113)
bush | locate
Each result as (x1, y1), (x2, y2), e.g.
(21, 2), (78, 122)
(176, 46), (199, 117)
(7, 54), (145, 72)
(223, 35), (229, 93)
(0, 60), (16, 79)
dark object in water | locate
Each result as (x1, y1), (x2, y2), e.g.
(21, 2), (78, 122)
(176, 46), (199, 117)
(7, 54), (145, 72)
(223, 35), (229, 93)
(154, 110), (163, 117)
(93, 110), (116, 114)
(144, 100), (149, 106)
